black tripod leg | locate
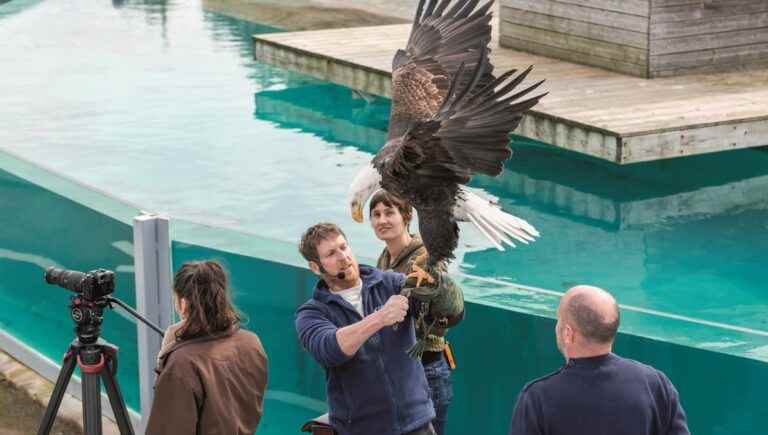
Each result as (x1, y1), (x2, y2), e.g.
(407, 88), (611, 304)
(37, 351), (78, 435)
(82, 371), (103, 435)
(101, 358), (135, 435)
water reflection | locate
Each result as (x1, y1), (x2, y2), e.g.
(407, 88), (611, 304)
(0, 0), (44, 19)
(254, 84), (389, 152)
(111, 0), (173, 42)
(203, 8), (281, 57)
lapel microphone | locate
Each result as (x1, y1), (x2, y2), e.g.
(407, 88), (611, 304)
(318, 263), (347, 281)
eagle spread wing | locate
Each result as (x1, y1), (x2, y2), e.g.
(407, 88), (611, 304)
(388, 0), (495, 142)
(372, 0), (546, 266)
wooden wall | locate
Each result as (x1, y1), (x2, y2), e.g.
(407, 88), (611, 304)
(650, 0), (768, 76)
(500, 0), (651, 77)
(500, 0), (768, 77)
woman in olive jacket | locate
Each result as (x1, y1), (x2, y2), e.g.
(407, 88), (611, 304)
(369, 190), (464, 435)
(146, 260), (268, 435)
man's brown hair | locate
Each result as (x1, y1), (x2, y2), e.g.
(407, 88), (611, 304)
(173, 260), (241, 341)
(299, 222), (347, 264)
(369, 190), (413, 228)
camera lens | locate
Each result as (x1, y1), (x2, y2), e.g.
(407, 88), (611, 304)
(44, 267), (87, 294)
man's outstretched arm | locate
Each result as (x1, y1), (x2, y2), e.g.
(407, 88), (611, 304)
(336, 295), (408, 356)
(296, 295), (409, 367)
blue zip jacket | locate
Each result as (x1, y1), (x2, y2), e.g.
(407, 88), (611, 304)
(295, 265), (435, 435)
(508, 353), (690, 435)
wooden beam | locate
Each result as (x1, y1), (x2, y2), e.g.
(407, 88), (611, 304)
(501, 8), (649, 49)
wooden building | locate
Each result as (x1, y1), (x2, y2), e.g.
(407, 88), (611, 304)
(500, 0), (768, 77)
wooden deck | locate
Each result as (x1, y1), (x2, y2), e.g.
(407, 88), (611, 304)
(253, 24), (768, 164)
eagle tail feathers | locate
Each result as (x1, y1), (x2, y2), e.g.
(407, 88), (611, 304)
(455, 188), (539, 250)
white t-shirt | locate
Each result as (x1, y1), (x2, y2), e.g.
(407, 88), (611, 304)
(335, 280), (364, 317)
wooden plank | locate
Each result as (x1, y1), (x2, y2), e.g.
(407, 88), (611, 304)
(502, 0), (649, 16)
(652, 0), (703, 6)
(501, 7), (648, 49)
(517, 113), (622, 161)
(652, 0), (763, 8)
(651, 11), (768, 39)
(502, 0), (649, 32)
(621, 117), (768, 163)
(652, 1), (768, 24)
(651, 27), (768, 55)
(650, 41), (768, 70)
(553, 100), (712, 126)
(652, 55), (768, 77)
(500, 35), (646, 77)
(588, 100), (768, 133)
(502, 24), (648, 65)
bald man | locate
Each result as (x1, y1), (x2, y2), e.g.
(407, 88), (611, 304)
(508, 286), (690, 435)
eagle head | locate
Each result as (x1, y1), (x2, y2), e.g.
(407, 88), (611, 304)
(347, 163), (382, 223)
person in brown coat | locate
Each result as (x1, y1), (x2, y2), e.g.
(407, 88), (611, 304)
(146, 260), (268, 435)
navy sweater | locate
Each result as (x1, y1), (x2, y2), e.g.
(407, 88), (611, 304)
(508, 353), (690, 435)
(295, 265), (434, 435)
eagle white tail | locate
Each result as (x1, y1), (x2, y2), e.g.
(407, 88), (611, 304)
(453, 187), (539, 250)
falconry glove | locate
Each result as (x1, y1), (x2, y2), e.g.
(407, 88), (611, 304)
(402, 263), (464, 359)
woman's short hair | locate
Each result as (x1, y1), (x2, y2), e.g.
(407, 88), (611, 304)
(368, 190), (413, 227)
(173, 260), (241, 341)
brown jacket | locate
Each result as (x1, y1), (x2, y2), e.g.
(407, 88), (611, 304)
(146, 326), (268, 435)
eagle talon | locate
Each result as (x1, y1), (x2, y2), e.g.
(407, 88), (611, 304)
(406, 264), (435, 288)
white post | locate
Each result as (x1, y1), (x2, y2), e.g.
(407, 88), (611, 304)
(133, 213), (173, 433)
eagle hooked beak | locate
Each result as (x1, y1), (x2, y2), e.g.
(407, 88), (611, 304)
(351, 200), (364, 223)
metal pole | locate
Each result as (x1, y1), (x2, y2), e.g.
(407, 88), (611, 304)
(133, 213), (173, 433)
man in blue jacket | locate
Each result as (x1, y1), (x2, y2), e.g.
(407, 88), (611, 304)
(295, 222), (463, 435)
(508, 285), (690, 435)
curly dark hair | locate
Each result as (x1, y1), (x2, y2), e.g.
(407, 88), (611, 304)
(173, 260), (241, 341)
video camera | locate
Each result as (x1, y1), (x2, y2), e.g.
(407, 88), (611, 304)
(45, 267), (115, 301)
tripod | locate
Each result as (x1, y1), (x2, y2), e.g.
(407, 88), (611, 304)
(37, 295), (163, 435)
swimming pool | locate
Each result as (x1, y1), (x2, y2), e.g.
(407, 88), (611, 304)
(1, 0), (767, 433)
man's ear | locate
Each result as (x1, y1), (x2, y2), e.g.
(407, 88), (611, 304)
(565, 324), (575, 344)
(308, 261), (322, 276)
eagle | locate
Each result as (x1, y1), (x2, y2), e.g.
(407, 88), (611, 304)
(347, 0), (546, 285)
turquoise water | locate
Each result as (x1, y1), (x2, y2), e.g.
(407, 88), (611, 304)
(1, 0), (768, 433)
